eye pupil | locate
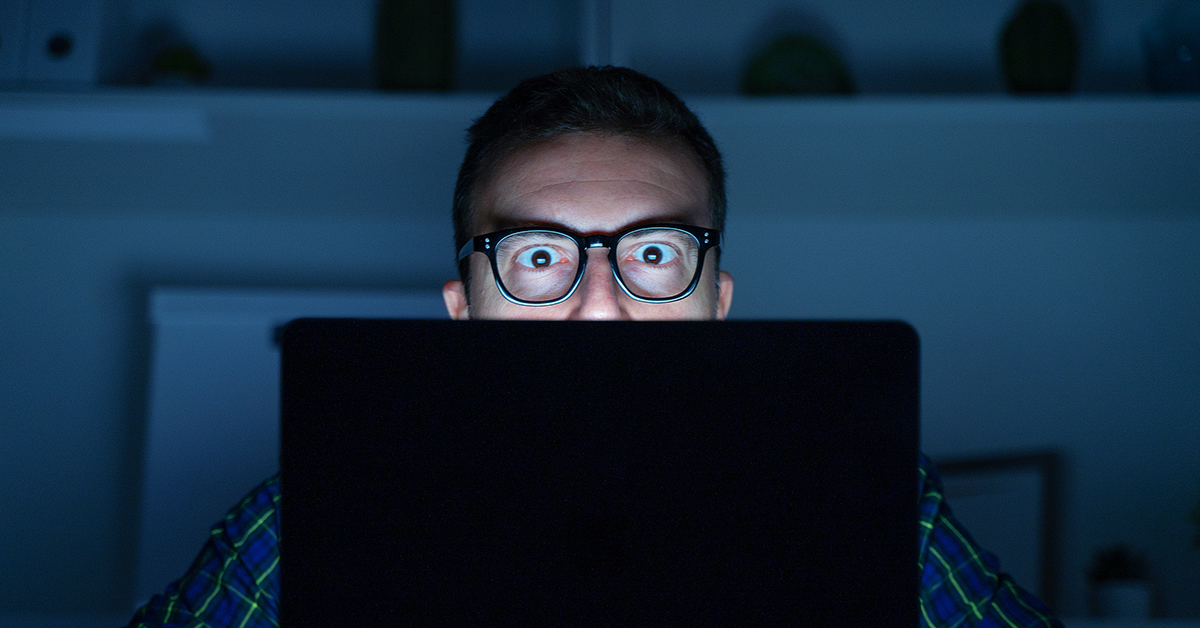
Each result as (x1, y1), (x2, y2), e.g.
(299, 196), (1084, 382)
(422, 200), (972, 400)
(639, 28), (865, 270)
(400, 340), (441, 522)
(643, 246), (662, 264)
(531, 250), (551, 268)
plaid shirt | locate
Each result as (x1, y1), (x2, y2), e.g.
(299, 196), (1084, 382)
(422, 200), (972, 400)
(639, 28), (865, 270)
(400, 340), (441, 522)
(128, 475), (281, 628)
(128, 455), (1061, 627)
(917, 458), (1062, 628)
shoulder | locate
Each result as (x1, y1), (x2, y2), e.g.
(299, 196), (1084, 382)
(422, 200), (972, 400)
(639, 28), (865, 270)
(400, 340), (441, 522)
(224, 474), (280, 531)
(218, 474), (281, 567)
(126, 475), (282, 627)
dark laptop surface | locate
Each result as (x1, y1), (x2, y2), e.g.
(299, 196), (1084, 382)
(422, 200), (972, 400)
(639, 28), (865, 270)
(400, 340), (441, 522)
(279, 319), (919, 627)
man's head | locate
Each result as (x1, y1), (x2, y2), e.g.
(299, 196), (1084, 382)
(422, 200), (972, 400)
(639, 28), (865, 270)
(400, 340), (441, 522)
(443, 66), (733, 321)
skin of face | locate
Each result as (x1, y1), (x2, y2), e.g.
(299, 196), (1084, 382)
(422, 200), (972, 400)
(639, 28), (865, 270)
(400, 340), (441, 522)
(442, 133), (734, 320)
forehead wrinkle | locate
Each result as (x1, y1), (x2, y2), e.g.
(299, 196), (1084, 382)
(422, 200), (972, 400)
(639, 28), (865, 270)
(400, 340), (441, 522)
(506, 177), (699, 208)
(495, 136), (699, 194)
(475, 133), (709, 234)
(493, 187), (705, 233)
(493, 158), (705, 215)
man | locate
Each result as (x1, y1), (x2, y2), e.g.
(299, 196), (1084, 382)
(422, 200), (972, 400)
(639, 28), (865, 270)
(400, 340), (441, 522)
(440, 66), (731, 322)
(128, 66), (1061, 628)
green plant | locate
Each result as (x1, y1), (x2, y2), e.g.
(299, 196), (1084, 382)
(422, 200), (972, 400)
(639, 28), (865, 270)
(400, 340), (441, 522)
(1087, 545), (1148, 583)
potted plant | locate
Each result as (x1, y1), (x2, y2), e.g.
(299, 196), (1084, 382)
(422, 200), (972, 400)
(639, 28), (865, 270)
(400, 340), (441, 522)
(1087, 544), (1151, 618)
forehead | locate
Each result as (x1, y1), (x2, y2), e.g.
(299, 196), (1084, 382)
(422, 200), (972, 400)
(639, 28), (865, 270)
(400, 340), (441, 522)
(472, 133), (710, 235)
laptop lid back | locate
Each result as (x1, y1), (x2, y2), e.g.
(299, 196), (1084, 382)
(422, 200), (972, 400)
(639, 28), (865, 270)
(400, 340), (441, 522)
(280, 319), (919, 627)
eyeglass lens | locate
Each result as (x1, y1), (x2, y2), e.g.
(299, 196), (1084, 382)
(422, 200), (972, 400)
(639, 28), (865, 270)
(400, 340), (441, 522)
(494, 228), (702, 303)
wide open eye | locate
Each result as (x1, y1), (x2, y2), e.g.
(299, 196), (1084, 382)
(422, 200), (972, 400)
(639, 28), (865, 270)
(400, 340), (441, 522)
(515, 246), (563, 269)
(628, 242), (678, 265)
(618, 228), (696, 269)
(498, 231), (577, 271)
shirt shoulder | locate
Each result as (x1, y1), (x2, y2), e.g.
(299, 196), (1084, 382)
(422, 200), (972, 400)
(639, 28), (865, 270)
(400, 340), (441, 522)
(126, 475), (281, 628)
(918, 454), (1062, 628)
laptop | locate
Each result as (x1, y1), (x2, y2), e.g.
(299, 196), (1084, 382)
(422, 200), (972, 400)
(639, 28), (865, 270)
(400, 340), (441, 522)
(279, 320), (919, 627)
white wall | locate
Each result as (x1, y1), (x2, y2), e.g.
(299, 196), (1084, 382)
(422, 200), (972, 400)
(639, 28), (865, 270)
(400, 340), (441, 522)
(1, 91), (1198, 618)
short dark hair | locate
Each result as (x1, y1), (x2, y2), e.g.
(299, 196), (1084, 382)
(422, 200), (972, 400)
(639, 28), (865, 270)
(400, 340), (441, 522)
(453, 66), (726, 282)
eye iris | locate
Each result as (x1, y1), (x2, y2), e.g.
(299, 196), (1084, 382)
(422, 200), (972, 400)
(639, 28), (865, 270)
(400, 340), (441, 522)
(643, 246), (662, 264)
(531, 250), (552, 268)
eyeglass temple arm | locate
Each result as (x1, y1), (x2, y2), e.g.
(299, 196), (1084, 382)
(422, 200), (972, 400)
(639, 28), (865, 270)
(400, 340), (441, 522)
(457, 237), (490, 262)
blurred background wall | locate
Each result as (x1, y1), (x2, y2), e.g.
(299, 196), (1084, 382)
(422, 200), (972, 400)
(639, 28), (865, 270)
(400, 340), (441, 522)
(1, 0), (1198, 623)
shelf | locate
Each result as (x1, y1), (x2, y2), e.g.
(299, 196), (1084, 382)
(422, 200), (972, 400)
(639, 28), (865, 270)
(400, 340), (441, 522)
(2, 87), (1197, 139)
(1, 89), (1197, 223)
(0, 88), (500, 141)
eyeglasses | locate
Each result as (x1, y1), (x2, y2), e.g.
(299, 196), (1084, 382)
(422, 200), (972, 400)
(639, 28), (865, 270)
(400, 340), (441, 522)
(457, 224), (721, 306)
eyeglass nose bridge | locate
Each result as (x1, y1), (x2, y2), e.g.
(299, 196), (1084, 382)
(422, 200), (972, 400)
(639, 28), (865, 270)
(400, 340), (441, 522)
(579, 233), (622, 270)
(577, 233), (622, 283)
(582, 234), (615, 250)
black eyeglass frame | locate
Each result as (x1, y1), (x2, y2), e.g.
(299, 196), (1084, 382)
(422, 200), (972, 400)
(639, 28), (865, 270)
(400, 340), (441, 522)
(456, 223), (721, 306)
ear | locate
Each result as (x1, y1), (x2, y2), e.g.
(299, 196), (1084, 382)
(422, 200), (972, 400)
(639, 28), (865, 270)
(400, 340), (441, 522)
(715, 270), (734, 320)
(442, 280), (470, 320)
